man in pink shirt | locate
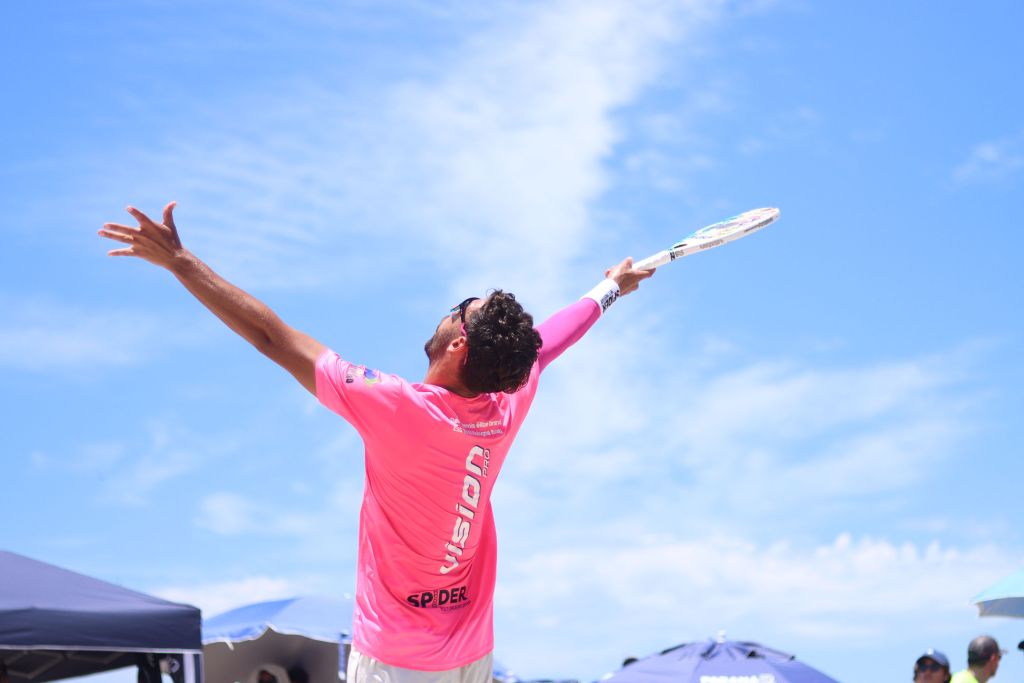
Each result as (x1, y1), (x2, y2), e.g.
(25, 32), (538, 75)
(100, 203), (654, 683)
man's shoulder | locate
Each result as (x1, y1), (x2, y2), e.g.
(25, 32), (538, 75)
(951, 670), (978, 683)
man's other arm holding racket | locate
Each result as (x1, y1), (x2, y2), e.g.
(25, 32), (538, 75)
(98, 202), (325, 395)
(606, 257), (655, 295)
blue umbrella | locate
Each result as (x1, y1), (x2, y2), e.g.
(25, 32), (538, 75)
(493, 659), (521, 683)
(602, 637), (840, 683)
(203, 596), (516, 683)
(973, 568), (1024, 618)
(202, 596), (354, 683)
(203, 596), (354, 645)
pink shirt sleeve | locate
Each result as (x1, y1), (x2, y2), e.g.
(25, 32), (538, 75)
(536, 298), (601, 372)
(315, 349), (407, 436)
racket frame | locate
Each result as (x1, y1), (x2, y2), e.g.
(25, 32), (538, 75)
(633, 207), (779, 271)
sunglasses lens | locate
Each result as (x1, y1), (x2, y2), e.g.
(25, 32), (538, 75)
(451, 297), (479, 323)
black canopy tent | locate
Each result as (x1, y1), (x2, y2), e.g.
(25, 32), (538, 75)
(0, 551), (202, 683)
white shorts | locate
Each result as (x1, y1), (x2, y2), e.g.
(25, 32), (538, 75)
(347, 648), (494, 683)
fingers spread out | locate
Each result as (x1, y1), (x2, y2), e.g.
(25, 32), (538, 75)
(100, 203), (182, 261)
(98, 224), (139, 244)
(126, 205), (155, 227)
(162, 201), (177, 229)
(103, 222), (138, 232)
(98, 221), (145, 258)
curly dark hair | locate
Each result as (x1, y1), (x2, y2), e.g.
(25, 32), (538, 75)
(461, 290), (542, 394)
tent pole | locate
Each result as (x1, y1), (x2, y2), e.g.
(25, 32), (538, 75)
(183, 652), (200, 683)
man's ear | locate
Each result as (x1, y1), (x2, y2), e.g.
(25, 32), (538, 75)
(448, 335), (468, 352)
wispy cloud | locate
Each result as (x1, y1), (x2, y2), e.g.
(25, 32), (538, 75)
(76, 420), (238, 506)
(191, 428), (365, 549)
(0, 299), (157, 372)
(499, 320), (982, 538)
(193, 491), (335, 538)
(0, 295), (210, 373)
(495, 532), (1020, 674)
(154, 576), (305, 616)
(481, 319), (993, 676)
(75, 0), (726, 302)
(194, 493), (259, 535)
(734, 106), (824, 157)
(953, 130), (1024, 184)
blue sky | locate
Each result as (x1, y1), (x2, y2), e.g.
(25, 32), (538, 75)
(2, 1), (1023, 682)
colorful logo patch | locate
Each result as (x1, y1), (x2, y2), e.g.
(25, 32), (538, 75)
(344, 365), (382, 386)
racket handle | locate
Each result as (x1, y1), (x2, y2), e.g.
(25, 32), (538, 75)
(633, 251), (671, 270)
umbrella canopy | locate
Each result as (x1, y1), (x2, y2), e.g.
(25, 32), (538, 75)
(493, 659), (520, 683)
(602, 637), (840, 683)
(202, 596), (354, 683)
(0, 550), (202, 683)
(973, 568), (1024, 618)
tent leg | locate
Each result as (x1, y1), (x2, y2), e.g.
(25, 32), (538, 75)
(184, 653), (202, 683)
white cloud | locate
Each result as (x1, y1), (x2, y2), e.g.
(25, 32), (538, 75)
(732, 106), (824, 157)
(189, 429), (365, 542)
(101, 451), (198, 506)
(496, 317), (981, 541)
(494, 532), (1021, 675)
(0, 300), (157, 372)
(500, 532), (1015, 620)
(953, 130), (1024, 184)
(154, 576), (302, 616)
(195, 493), (258, 535)
(80, 420), (236, 506)
(193, 490), (335, 538)
(76, 442), (128, 472)
(484, 318), (995, 677)
(0, 296), (211, 373)
(78, 0), (725, 303)
(384, 0), (708, 299)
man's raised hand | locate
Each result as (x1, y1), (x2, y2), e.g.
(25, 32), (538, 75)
(605, 256), (655, 296)
(99, 202), (185, 269)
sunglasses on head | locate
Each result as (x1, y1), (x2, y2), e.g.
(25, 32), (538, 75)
(450, 297), (480, 324)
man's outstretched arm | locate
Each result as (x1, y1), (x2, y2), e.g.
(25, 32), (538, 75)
(536, 256), (655, 371)
(99, 202), (324, 395)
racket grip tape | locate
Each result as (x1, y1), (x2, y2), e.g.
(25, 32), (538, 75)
(633, 251), (671, 270)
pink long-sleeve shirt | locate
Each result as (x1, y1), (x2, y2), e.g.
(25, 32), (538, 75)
(315, 297), (602, 670)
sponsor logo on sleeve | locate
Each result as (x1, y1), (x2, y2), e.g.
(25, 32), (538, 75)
(344, 365), (382, 386)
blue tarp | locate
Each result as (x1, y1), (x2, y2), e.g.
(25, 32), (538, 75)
(0, 551), (202, 683)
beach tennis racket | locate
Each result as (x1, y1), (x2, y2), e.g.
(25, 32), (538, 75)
(634, 207), (780, 270)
